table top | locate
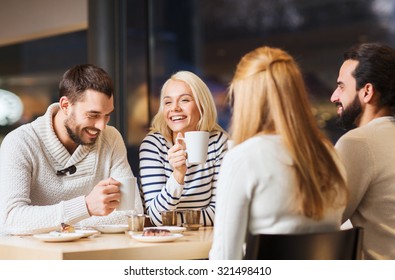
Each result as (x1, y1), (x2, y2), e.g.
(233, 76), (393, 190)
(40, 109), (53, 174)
(0, 226), (213, 260)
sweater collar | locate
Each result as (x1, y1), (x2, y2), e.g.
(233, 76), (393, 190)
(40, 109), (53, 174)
(32, 103), (95, 170)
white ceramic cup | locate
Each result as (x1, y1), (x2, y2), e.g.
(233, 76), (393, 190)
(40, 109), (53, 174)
(176, 131), (209, 164)
(116, 177), (136, 211)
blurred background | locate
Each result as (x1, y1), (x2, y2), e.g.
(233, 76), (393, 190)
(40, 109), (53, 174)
(1, 0), (394, 175)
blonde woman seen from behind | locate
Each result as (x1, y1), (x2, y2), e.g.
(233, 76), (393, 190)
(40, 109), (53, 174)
(209, 46), (348, 259)
(139, 71), (228, 226)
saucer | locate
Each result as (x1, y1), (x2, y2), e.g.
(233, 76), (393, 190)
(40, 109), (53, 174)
(33, 233), (84, 242)
(94, 225), (129, 233)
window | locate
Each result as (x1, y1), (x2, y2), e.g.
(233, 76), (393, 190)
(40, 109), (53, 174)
(0, 31), (87, 142)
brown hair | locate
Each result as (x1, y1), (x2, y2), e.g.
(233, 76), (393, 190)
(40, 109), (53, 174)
(59, 64), (114, 103)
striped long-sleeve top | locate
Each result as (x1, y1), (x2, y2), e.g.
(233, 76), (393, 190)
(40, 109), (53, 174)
(139, 130), (228, 226)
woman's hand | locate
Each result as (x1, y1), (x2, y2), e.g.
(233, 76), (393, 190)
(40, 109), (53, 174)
(168, 132), (187, 184)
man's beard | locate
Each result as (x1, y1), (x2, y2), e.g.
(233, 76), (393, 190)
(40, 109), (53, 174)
(336, 94), (362, 130)
(64, 118), (97, 146)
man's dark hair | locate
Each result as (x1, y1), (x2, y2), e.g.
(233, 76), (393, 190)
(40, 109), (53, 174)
(59, 64), (114, 103)
(344, 42), (395, 113)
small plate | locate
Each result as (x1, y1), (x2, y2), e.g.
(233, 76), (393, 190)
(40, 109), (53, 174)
(144, 226), (186, 233)
(131, 233), (183, 243)
(75, 229), (99, 237)
(33, 233), (84, 242)
(50, 229), (99, 238)
(94, 225), (129, 233)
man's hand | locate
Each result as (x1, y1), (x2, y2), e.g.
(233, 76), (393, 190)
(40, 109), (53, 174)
(85, 177), (121, 216)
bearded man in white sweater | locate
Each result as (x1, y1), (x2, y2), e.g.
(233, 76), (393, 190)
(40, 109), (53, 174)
(331, 43), (395, 259)
(0, 64), (142, 235)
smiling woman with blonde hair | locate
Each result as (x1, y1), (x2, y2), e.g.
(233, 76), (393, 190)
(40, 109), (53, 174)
(139, 71), (228, 226)
(210, 46), (348, 259)
(150, 71), (224, 142)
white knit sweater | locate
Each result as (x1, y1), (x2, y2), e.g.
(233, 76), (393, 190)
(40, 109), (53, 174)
(0, 103), (142, 235)
(209, 135), (346, 259)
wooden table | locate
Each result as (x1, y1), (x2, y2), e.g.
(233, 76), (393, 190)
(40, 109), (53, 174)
(0, 227), (213, 260)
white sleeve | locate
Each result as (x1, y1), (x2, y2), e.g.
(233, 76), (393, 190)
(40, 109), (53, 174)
(209, 150), (251, 259)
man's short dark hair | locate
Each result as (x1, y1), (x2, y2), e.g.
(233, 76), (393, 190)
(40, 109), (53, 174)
(344, 43), (395, 112)
(59, 64), (114, 103)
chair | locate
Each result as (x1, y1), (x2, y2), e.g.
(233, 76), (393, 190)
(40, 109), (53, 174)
(244, 227), (363, 260)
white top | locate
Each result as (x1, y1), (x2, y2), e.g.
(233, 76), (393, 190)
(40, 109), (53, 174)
(209, 135), (346, 260)
(336, 116), (395, 259)
(0, 103), (143, 235)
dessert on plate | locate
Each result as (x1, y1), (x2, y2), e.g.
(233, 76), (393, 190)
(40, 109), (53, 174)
(142, 228), (171, 236)
(60, 223), (75, 233)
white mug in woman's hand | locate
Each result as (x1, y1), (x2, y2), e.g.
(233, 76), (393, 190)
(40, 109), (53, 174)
(176, 131), (209, 164)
